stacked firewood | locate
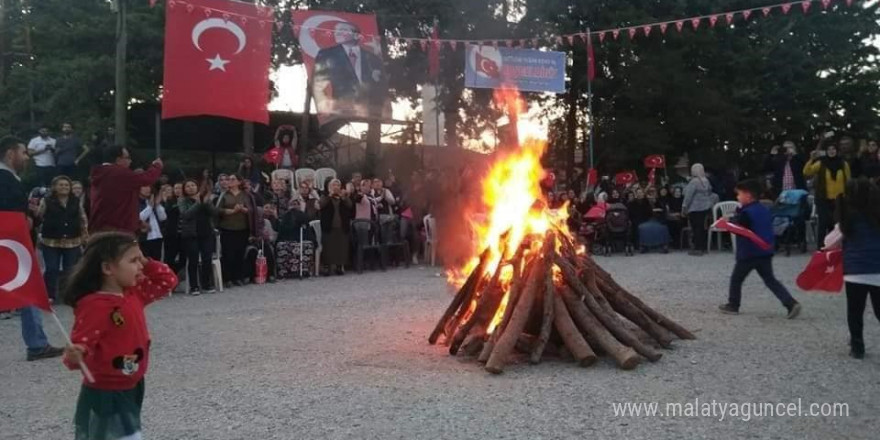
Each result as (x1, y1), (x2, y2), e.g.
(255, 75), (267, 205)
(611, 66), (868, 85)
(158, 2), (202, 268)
(429, 229), (695, 374)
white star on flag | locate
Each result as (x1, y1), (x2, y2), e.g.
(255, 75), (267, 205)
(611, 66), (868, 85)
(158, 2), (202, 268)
(206, 54), (230, 71)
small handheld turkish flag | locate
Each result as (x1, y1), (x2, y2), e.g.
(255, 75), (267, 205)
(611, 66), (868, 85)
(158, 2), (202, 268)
(643, 154), (666, 169)
(0, 212), (50, 311)
(614, 171), (637, 186)
(162, 0), (273, 123)
(796, 250), (843, 293)
(711, 217), (772, 251)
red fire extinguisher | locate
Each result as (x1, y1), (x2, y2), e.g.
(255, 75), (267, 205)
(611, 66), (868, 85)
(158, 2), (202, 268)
(255, 241), (268, 285)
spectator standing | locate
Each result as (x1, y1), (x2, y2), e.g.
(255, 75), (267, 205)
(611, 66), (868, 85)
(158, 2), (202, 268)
(319, 179), (353, 275)
(89, 145), (163, 234)
(178, 179), (217, 295)
(764, 141), (807, 192)
(804, 142), (851, 240)
(37, 176), (88, 302)
(138, 185), (167, 261)
(855, 140), (880, 182)
(269, 179), (293, 217)
(823, 178), (880, 359)
(664, 186), (685, 248)
(216, 174), (256, 287)
(55, 123), (82, 179)
(238, 156), (263, 192)
(161, 184), (182, 273)
(27, 126), (56, 187)
(0, 135), (64, 360)
(682, 163), (715, 256)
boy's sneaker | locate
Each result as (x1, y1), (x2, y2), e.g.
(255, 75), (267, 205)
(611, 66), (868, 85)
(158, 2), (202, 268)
(205, 287), (217, 294)
(718, 303), (739, 315)
(189, 289), (201, 296)
(786, 302), (802, 319)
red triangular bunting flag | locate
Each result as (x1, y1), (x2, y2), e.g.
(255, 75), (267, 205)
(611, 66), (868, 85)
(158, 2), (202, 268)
(660, 23), (668, 34)
(642, 25), (652, 37)
(743, 10), (753, 20)
(801, 1), (811, 13)
(690, 17), (701, 30)
(781, 3), (793, 14)
(598, 32), (606, 43)
(628, 28), (637, 39)
(822, 0), (832, 9)
(762, 7), (772, 17)
(709, 15), (719, 27)
(612, 29), (620, 40)
(725, 12), (735, 24)
(675, 21), (685, 32)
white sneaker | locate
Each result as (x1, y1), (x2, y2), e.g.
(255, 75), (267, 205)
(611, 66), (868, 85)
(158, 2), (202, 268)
(205, 287), (217, 294)
(189, 289), (202, 296)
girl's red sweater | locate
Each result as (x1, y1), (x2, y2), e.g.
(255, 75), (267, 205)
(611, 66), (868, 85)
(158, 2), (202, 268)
(63, 260), (177, 390)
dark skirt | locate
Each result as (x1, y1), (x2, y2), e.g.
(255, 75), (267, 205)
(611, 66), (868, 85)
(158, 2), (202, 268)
(322, 228), (349, 266)
(74, 380), (144, 440)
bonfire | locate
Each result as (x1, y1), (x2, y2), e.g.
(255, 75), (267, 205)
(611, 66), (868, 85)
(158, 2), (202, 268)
(428, 90), (694, 374)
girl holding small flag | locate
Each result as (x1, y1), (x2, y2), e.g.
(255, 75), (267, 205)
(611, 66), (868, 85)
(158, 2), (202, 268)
(61, 232), (177, 440)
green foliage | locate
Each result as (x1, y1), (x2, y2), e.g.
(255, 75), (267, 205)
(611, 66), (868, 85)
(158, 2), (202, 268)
(1, 0), (878, 177)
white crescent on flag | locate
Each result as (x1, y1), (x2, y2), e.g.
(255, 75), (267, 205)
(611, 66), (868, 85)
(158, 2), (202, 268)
(0, 239), (32, 292)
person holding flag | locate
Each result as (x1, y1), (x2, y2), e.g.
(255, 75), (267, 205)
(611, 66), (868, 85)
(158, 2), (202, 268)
(718, 179), (802, 319)
(0, 135), (64, 360)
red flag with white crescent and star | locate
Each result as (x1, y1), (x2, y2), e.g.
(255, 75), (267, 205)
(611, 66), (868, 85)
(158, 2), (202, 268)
(0, 212), (50, 311)
(162, 0), (273, 123)
(614, 171), (638, 186)
(643, 154), (666, 169)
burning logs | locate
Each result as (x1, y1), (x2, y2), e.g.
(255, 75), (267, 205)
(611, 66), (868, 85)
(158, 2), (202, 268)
(429, 228), (694, 374)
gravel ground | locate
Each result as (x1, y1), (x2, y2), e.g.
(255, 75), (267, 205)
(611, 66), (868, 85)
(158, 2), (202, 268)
(1, 252), (878, 440)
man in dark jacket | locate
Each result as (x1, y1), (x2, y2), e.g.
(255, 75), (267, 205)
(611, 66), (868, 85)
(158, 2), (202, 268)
(55, 122), (82, 179)
(0, 135), (64, 360)
(89, 145), (163, 233)
(764, 141), (807, 193)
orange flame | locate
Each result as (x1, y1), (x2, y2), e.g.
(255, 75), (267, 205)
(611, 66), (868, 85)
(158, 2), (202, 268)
(447, 88), (571, 334)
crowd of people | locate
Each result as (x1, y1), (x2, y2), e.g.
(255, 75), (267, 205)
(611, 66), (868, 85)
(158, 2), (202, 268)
(553, 135), (880, 257)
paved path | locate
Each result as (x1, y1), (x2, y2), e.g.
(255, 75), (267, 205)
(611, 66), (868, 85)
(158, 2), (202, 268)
(1, 252), (878, 439)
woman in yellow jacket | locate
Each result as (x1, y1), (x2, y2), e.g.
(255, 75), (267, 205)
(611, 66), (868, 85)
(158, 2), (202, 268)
(804, 143), (851, 240)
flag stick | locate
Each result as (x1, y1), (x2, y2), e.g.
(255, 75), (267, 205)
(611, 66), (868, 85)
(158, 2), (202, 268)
(49, 310), (95, 383)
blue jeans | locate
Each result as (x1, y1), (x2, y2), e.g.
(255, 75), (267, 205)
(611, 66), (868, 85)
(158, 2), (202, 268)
(42, 245), (81, 301)
(728, 256), (795, 309)
(21, 306), (50, 354)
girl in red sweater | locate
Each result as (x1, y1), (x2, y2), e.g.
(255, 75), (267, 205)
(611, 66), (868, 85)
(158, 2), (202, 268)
(61, 232), (177, 440)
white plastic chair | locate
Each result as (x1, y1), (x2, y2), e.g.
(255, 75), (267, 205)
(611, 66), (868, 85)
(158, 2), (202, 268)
(295, 168), (317, 188)
(423, 214), (437, 266)
(314, 168), (337, 191)
(708, 201), (740, 252)
(310, 219), (322, 275)
(271, 169), (295, 188)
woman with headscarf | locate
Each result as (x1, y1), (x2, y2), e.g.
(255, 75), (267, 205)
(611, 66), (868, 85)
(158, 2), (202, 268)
(682, 163), (715, 255)
(319, 179), (353, 275)
(804, 142), (851, 239)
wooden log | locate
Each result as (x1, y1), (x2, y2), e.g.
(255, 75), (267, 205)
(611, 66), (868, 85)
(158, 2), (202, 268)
(560, 286), (640, 370)
(552, 288), (598, 366)
(591, 274), (675, 347)
(449, 256), (507, 355)
(555, 255), (663, 362)
(582, 256), (696, 340)
(529, 261), (556, 364)
(429, 247), (492, 345)
(478, 247), (531, 363)
(485, 232), (554, 374)
(461, 331), (487, 356)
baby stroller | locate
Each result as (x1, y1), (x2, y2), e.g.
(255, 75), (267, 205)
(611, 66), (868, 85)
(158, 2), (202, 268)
(603, 203), (634, 256)
(771, 189), (810, 256)
(579, 203), (607, 254)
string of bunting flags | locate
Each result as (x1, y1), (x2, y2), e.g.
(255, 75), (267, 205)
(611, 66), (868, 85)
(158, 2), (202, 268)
(157, 0), (855, 51)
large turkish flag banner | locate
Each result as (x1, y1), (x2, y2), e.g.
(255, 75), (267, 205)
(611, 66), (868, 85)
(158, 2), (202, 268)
(162, 0), (274, 124)
(0, 212), (50, 311)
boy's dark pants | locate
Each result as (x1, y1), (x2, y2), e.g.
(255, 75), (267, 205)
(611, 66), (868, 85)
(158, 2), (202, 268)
(728, 256), (795, 309)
